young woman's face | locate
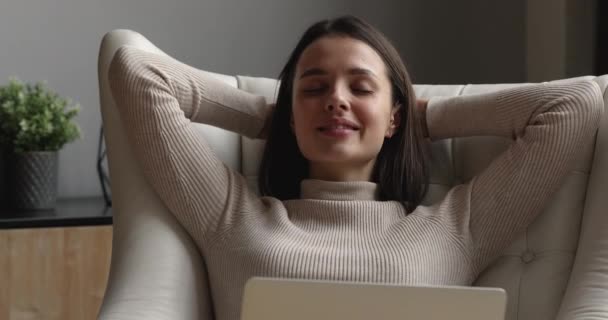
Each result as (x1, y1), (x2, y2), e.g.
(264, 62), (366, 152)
(291, 36), (399, 175)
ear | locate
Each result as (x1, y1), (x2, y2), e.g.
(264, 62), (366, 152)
(385, 104), (402, 138)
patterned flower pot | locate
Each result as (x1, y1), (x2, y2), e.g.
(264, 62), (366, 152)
(6, 151), (58, 210)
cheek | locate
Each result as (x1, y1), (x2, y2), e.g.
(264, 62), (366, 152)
(291, 102), (307, 127)
(291, 103), (316, 142)
(290, 103), (320, 160)
(292, 97), (321, 126)
(358, 107), (390, 135)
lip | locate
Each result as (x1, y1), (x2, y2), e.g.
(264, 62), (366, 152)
(316, 118), (360, 139)
(317, 118), (361, 131)
(319, 127), (357, 138)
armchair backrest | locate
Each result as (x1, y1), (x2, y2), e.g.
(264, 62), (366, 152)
(98, 29), (608, 320)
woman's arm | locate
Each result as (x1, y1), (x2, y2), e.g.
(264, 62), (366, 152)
(110, 45), (273, 137)
(424, 81), (603, 273)
(108, 45), (271, 242)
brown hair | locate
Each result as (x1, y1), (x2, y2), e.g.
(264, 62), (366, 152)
(258, 15), (429, 213)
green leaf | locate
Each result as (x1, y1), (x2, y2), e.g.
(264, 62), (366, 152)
(0, 78), (81, 152)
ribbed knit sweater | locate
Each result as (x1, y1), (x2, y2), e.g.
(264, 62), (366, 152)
(108, 45), (603, 320)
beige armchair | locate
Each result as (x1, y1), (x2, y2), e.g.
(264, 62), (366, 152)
(97, 29), (608, 320)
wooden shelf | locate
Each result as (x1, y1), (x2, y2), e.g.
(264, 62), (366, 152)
(0, 198), (113, 319)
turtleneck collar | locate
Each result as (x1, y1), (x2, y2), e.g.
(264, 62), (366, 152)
(299, 179), (379, 201)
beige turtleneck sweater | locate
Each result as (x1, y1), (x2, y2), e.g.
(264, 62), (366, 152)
(108, 45), (603, 320)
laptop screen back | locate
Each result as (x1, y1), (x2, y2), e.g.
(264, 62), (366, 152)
(241, 277), (506, 320)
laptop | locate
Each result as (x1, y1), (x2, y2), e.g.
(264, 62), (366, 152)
(241, 277), (507, 320)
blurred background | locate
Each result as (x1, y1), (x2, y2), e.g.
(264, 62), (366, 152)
(0, 0), (601, 199)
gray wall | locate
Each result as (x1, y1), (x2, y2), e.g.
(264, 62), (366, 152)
(566, 0), (597, 78)
(0, 0), (594, 198)
(526, 0), (597, 82)
(397, 0), (527, 84)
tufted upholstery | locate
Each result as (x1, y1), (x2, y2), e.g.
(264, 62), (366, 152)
(97, 30), (608, 320)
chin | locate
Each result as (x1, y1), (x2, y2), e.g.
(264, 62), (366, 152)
(306, 150), (362, 164)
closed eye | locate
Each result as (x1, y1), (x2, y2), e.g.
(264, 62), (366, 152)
(300, 87), (373, 95)
(302, 87), (325, 94)
(353, 88), (373, 95)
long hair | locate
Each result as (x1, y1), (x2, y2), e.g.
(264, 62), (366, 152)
(258, 15), (429, 213)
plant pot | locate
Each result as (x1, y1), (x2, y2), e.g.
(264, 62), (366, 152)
(5, 151), (58, 210)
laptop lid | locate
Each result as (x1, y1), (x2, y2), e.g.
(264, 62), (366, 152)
(241, 277), (506, 320)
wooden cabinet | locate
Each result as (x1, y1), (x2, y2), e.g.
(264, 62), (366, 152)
(0, 226), (112, 320)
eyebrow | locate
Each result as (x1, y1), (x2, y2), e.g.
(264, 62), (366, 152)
(298, 67), (378, 79)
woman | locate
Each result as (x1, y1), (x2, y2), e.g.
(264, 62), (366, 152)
(108, 15), (603, 320)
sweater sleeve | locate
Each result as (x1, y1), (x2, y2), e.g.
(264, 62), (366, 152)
(108, 45), (270, 241)
(426, 81), (604, 272)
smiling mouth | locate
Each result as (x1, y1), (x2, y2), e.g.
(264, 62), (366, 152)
(318, 125), (360, 132)
(317, 126), (360, 138)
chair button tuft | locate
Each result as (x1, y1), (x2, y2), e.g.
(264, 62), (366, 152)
(521, 251), (536, 263)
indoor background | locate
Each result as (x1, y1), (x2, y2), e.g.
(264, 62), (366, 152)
(0, 0), (599, 199)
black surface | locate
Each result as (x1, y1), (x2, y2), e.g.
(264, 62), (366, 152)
(0, 197), (112, 229)
(598, 0), (607, 75)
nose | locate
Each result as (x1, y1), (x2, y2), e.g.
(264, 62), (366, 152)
(324, 86), (349, 113)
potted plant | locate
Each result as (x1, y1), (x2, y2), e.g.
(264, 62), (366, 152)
(0, 79), (80, 210)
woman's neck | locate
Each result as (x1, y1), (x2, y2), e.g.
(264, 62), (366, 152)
(308, 159), (375, 182)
